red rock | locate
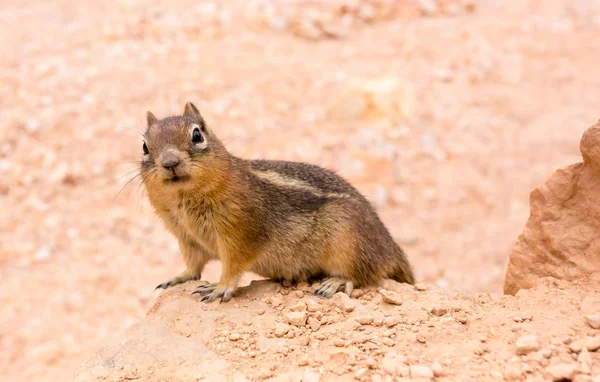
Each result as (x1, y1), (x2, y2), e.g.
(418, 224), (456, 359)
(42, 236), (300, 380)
(504, 122), (600, 295)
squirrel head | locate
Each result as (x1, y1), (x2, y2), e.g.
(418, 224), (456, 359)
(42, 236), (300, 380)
(141, 102), (230, 192)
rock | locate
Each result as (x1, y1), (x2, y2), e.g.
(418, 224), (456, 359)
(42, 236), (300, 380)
(570, 336), (600, 353)
(593, 374), (600, 382)
(382, 351), (403, 375)
(430, 305), (448, 317)
(379, 290), (403, 305)
(516, 335), (541, 355)
(289, 301), (307, 312)
(410, 365), (434, 380)
(417, 0), (438, 15)
(546, 363), (578, 381)
(275, 323), (291, 337)
(357, 315), (374, 325)
(305, 298), (322, 313)
(578, 348), (593, 374)
(334, 339), (345, 347)
(431, 361), (444, 377)
(284, 311), (307, 327)
(454, 313), (468, 324)
(332, 292), (355, 312)
(504, 122), (600, 295)
(308, 317), (321, 332)
(504, 365), (522, 381)
(414, 283), (427, 291)
(581, 295), (600, 314)
(384, 317), (397, 327)
(586, 314), (600, 329)
(282, 280), (292, 288)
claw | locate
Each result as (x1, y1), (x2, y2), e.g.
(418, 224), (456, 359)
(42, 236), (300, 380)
(201, 295), (211, 302)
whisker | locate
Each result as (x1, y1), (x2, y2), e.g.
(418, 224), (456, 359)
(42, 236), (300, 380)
(110, 172), (145, 210)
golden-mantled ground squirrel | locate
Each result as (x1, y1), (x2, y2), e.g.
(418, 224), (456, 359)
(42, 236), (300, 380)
(143, 102), (414, 303)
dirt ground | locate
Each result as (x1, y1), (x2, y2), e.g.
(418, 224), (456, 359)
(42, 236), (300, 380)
(1, 0), (600, 381)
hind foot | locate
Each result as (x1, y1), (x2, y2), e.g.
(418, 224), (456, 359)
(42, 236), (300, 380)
(192, 283), (236, 303)
(315, 277), (354, 298)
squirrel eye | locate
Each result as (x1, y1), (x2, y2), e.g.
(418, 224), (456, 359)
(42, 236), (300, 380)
(192, 128), (204, 144)
(143, 142), (149, 155)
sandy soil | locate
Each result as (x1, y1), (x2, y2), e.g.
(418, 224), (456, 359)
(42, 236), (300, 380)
(1, 0), (600, 380)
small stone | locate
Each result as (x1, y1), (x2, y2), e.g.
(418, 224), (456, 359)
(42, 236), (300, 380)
(295, 290), (305, 298)
(504, 365), (522, 380)
(379, 289), (402, 305)
(305, 298), (322, 312)
(290, 301), (307, 312)
(414, 283), (427, 291)
(570, 336), (600, 353)
(270, 296), (283, 307)
(282, 279), (292, 288)
(546, 363), (578, 381)
(516, 335), (540, 355)
(275, 323), (290, 337)
(578, 348), (593, 374)
(455, 313), (468, 324)
(417, 0), (438, 15)
(586, 314), (600, 329)
(334, 338), (345, 347)
(384, 317), (397, 327)
(285, 311), (307, 327)
(229, 333), (241, 341)
(357, 315), (374, 325)
(350, 289), (364, 298)
(431, 305), (448, 317)
(410, 365), (434, 380)
(333, 292), (355, 312)
(301, 336), (311, 346)
(298, 358), (309, 366)
(581, 295), (600, 314)
(308, 317), (321, 332)
(382, 338), (395, 347)
(431, 361), (444, 377)
(416, 334), (427, 344)
(489, 370), (504, 379)
(354, 368), (368, 379)
(257, 308), (265, 315)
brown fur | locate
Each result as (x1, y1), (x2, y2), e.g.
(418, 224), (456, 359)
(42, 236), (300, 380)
(143, 102), (415, 302)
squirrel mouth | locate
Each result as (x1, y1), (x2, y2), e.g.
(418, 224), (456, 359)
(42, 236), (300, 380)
(164, 175), (191, 184)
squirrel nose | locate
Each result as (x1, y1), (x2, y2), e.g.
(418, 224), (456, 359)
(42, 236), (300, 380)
(161, 155), (180, 169)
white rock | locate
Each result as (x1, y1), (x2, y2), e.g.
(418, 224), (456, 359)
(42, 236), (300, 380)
(586, 314), (600, 329)
(546, 363), (578, 381)
(516, 335), (540, 355)
(332, 292), (355, 312)
(284, 311), (307, 327)
(410, 365), (434, 380)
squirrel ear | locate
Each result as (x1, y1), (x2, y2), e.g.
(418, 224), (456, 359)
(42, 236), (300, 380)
(146, 111), (158, 127)
(183, 102), (200, 117)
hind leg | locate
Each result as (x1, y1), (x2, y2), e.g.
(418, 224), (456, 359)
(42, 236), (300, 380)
(314, 277), (354, 297)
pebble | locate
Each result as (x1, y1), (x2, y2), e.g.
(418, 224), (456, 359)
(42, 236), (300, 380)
(295, 290), (305, 298)
(275, 323), (290, 337)
(379, 289), (403, 306)
(305, 298), (322, 312)
(414, 283), (427, 291)
(516, 335), (540, 355)
(308, 317), (321, 332)
(298, 358), (309, 366)
(382, 338), (395, 347)
(357, 315), (374, 325)
(454, 313), (468, 324)
(384, 317), (397, 327)
(354, 368), (368, 379)
(416, 334), (427, 343)
(334, 338), (345, 347)
(270, 296), (283, 307)
(546, 363), (578, 381)
(586, 314), (600, 329)
(284, 311), (307, 327)
(503, 365), (522, 380)
(410, 365), (434, 380)
(333, 292), (355, 312)
(229, 333), (241, 341)
(350, 289), (364, 299)
(431, 361), (444, 377)
(290, 301), (307, 312)
(570, 336), (600, 353)
(431, 305), (448, 317)
(282, 280), (292, 288)
(257, 308), (265, 315)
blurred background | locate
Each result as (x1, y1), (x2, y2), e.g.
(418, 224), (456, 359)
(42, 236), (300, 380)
(1, 0), (600, 380)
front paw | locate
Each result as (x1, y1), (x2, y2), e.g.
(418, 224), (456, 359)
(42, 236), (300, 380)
(155, 275), (199, 290)
(192, 283), (235, 303)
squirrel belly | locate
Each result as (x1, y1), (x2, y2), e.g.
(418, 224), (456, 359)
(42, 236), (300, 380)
(141, 102), (415, 303)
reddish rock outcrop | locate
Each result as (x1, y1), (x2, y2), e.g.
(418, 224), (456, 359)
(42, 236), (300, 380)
(504, 121), (600, 295)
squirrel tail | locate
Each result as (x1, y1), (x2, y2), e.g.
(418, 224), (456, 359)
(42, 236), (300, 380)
(389, 248), (415, 285)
